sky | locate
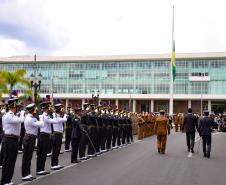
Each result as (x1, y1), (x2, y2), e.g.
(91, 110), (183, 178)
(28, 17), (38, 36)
(0, 0), (225, 57)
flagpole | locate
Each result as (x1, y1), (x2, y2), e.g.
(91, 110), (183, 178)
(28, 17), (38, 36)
(169, 5), (174, 115)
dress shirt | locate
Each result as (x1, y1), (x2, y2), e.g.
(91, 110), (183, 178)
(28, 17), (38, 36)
(24, 113), (44, 136)
(4, 110), (25, 136)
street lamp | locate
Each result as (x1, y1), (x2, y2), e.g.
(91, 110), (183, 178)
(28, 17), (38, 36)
(30, 55), (42, 104)
(200, 72), (204, 117)
(92, 90), (100, 105)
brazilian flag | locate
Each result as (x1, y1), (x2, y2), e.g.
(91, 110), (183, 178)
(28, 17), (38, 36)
(172, 40), (176, 81)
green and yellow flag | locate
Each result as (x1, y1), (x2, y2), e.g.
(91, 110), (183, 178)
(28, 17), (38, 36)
(172, 40), (176, 81)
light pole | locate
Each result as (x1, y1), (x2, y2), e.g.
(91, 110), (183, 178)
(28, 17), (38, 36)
(200, 72), (204, 117)
(92, 90), (100, 105)
(30, 55), (42, 104)
(51, 76), (58, 104)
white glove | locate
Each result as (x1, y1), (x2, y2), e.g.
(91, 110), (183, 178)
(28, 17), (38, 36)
(20, 110), (25, 116)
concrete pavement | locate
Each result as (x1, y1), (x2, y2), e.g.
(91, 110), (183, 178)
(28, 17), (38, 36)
(1, 131), (226, 185)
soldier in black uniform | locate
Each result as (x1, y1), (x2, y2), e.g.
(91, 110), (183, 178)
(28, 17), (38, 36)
(71, 107), (82, 163)
(112, 109), (119, 149)
(198, 110), (218, 158)
(127, 113), (133, 143)
(117, 112), (123, 147)
(87, 104), (97, 157)
(95, 106), (102, 154)
(65, 106), (73, 152)
(100, 107), (107, 152)
(18, 103), (25, 153)
(79, 103), (89, 160)
(122, 113), (127, 145)
(106, 108), (113, 151)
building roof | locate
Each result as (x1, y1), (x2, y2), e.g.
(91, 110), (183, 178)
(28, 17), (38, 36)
(0, 52), (226, 63)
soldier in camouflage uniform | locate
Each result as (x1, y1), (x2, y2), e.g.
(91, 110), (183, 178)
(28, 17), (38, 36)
(154, 110), (170, 154)
(137, 113), (145, 140)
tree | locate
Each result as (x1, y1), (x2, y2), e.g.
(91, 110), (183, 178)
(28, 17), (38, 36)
(0, 68), (31, 98)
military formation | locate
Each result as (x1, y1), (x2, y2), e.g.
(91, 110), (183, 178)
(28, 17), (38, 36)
(0, 95), (222, 185)
(0, 96), (134, 184)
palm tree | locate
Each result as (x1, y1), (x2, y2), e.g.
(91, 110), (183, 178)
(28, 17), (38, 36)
(0, 68), (31, 98)
(0, 77), (8, 99)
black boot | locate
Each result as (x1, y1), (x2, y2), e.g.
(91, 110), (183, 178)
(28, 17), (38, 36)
(207, 152), (210, 158)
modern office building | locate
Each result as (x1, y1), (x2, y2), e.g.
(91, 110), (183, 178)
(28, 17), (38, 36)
(1, 52), (226, 114)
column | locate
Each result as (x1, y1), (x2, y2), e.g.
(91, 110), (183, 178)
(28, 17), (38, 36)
(98, 99), (101, 106)
(132, 99), (136, 112)
(66, 98), (69, 108)
(208, 100), (211, 113)
(115, 99), (119, 108)
(188, 100), (191, 108)
(82, 98), (85, 110)
(151, 100), (154, 113)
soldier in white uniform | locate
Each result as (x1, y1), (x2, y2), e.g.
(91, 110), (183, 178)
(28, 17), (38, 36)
(51, 104), (67, 170)
(0, 98), (25, 185)
(0, 103), (7, 168)
(36, 101), (57, 175)
(21, 103), (44, 181)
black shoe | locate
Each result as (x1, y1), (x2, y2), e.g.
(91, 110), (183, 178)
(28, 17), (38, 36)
(203, 153), (207, 157)
(158, 149), (160, 153)
(36, 171), (50, 175)
(191, 148), (194, 153)
(71, 159), (81, 163)
(207, 152), (210, 158)
(22, 177), (34, 181)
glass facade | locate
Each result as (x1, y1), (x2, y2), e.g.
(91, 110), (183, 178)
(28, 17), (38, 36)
(1, 56), (226, 95)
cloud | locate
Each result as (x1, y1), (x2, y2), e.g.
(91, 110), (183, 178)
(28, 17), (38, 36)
(0, 0), (68, 55)
(0, 0), (226, 57)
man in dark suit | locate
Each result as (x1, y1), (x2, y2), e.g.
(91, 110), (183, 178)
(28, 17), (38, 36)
(71, 108), (82, 163)
(198, 110), (218, 158)
(182, 108), (198, 153)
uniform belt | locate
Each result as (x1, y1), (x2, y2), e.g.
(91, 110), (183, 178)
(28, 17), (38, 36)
(40, 132), (51, 136)
(25, 133), (37, 138)
(4, 134), (19, 139)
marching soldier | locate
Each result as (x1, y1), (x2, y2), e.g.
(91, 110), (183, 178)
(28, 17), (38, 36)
(198, 110), (218, 158)
(36, 101), (57, 175)
(154, 110), (170, 154)
(0, 98), (25, 185)
(182, 108), (198, 153)
(21, 103), (44, 181)
(51, 104), (67, 170)
(174, 114), (180, 132)
(71, 107), (82, 163)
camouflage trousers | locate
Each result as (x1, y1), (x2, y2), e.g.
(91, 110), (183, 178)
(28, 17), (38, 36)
(156, 134), (167, 153)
